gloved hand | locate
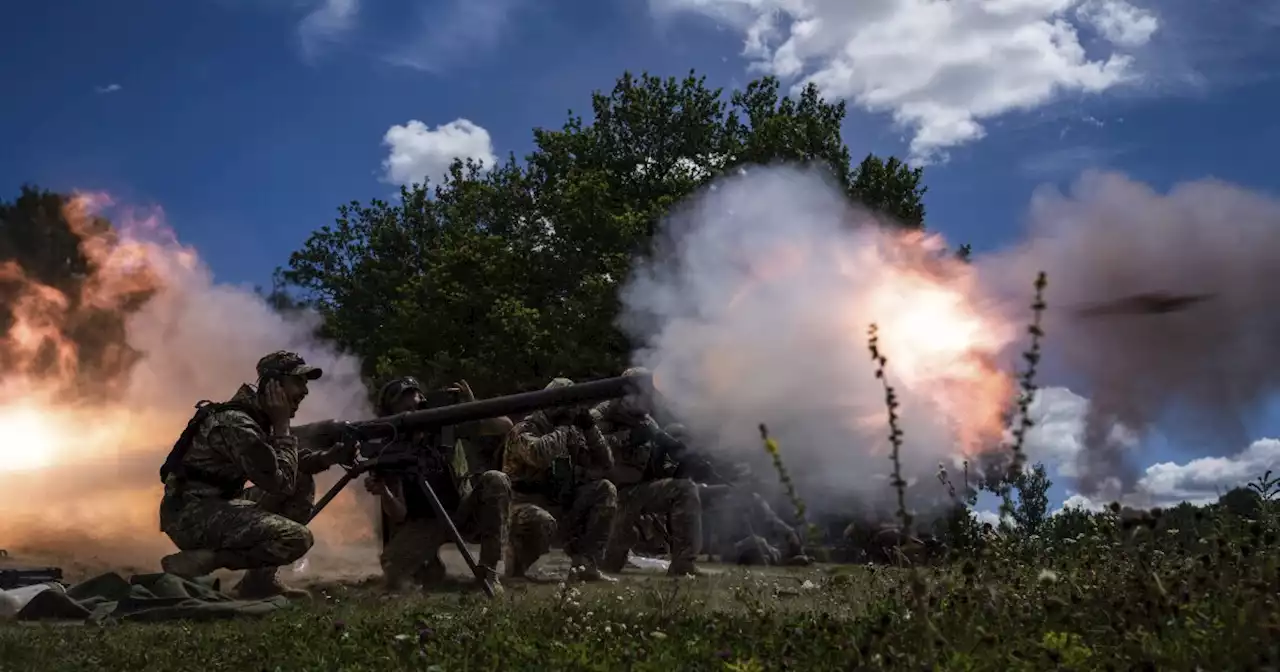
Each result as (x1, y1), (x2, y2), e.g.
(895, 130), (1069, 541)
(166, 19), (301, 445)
(572, 409), (596, 430)
(326, 438), (360, 466)
(631, 415), (661, 443)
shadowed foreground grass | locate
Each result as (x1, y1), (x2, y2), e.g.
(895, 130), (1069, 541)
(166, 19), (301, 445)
(3, 518), (1279, 672)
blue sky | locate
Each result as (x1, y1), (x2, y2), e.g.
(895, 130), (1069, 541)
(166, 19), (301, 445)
(3, 0), (1279, 512)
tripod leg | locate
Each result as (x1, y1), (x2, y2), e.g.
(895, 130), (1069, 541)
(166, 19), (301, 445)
(418, 477), (496, 599)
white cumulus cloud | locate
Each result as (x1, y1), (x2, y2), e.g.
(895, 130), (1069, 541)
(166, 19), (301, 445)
(1024, 388), (1280, 513)
(1060, 439), (1280, 511)
(380, 119), (498, 188)
(1019, 386), (1139, 478)
(652, 0), (1160, 163)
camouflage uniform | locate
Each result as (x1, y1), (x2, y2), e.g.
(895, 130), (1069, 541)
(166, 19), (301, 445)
(659, 423), (806, 566)
(593, 372), (703, 576)
(158, 351), (334, 598)
(371, 377), (512, 591)
(378, 468), (512, 590)
(707, 488), (805, 565)
(501, 378), (618, 580)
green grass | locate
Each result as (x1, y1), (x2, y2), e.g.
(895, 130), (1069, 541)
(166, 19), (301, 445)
(4, 511), (1279, 672)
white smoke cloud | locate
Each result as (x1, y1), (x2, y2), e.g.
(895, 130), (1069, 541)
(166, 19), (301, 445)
(620, 164), (1018, 523)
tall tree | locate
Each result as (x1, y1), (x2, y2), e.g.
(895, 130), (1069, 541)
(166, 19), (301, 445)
(280, 71), (933, 393)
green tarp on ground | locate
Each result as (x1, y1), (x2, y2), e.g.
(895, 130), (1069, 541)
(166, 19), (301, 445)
(15, 572), (290, 624)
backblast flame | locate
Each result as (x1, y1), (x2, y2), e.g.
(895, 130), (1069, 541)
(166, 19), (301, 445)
(0, 192), (374, 577)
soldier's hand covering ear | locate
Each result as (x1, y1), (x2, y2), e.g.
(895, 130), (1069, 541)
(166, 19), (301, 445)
(572, 409), (596, 430)
(261, 379), (294, 429)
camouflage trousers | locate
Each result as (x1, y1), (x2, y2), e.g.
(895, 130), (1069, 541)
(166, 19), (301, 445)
(508, 479), (617, 575)
(380, 471), (512, 589)
(158, 473), (316, 571)
(604, 478), (702, 571)
(707, 488), (803, 563)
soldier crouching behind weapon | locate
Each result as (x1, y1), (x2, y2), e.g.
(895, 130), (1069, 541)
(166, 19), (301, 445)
(361, 377), (514, 593)
(501, 378), (619, 583)
(595, 368), (705, 578)
(664, 424), (812, 567)
(157, 351), (357, 599)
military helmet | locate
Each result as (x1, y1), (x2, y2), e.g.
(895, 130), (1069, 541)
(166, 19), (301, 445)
(377, 376), (423, 415)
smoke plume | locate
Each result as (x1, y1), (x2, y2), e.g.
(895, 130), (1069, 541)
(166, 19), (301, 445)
(0, 193), (378, 576)
(976, 171), (1280, 498)
(624, 164), (1280, 513)
(621, 165), (1022, 524)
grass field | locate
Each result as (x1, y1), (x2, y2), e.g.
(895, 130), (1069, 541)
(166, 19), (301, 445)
(3, 519), (1279, 672)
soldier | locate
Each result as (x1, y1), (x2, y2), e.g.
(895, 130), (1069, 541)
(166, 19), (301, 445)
(365, 376), (513, 592)
(711, 488), (810, 566)
(157, 351), (355, 599)
(501, 378), (618, 582)
(664, 423), (810, 566)
(594, 368), (704, 577)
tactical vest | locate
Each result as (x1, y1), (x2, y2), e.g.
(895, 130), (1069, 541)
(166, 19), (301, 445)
(159, 399), (271, 498)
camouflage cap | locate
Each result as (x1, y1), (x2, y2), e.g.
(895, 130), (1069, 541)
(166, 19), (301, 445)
(377, 376), (423, 414)
(256, 351), (323, 381)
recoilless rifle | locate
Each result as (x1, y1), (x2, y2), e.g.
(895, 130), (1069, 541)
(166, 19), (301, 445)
(293, 374), (654, 598)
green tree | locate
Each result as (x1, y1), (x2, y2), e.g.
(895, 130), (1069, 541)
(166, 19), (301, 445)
(279, 159), (550, 395)
(1219, 486), (1263, 519)
(1011, 463), (1053, 536)
(280, 71), (934, 393)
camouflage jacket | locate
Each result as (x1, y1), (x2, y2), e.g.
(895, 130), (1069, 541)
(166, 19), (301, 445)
(162, 384), (332, 500)
(501, 411), (613, 486)
(590, 399), (670, 486)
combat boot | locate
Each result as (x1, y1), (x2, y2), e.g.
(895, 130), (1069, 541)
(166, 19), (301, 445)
(234, 568), (311, 600)
(161, 550), (220, 579)
(570, 557), (618, 583)
(666, 559), (706, 577)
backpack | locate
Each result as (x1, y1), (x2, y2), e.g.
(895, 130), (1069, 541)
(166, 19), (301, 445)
(159, 399), (271, 496)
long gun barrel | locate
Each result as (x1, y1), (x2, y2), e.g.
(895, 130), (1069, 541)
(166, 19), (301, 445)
(298, 374), (653, 598)
(295, 373), (654, 446)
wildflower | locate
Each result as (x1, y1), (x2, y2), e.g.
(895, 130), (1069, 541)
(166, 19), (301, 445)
(800, 580), (816, 591)
(1038, 569), (1059, 583)
(651, 631), (668, 640)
